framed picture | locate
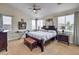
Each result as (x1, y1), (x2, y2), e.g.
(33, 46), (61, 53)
(18, 19), (26, 29)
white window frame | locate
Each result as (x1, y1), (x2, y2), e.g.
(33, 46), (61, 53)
(37, 20), (43, 30)
(32, 20), (36, 30)
(32, 19), (43, 30)
(3, 15), (12, 31)
(58, 14), (74, 34)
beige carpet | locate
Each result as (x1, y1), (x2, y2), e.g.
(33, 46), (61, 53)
(0, 39), (79, 55)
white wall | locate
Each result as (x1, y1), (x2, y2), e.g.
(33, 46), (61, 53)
(0, 4), (31, 40)
(0, 4), (30, 30)
(43, 16), (58, 28)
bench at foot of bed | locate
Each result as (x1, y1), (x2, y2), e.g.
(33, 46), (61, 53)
(24, 37), (44, 52)
(24, 37), (37, 51)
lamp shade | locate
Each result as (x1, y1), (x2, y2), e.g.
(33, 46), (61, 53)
(61, 26), (65, 30)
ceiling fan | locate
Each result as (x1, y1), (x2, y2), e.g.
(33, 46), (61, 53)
(29, 4), (41, 14)
(57, 3), (62, 5)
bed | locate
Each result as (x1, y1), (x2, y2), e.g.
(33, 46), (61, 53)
(26, 26), (58, 52)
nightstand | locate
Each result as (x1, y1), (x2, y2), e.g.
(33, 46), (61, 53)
(57, 33), (69, 45)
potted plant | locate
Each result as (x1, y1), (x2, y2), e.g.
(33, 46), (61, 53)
(61, 26), (65, 34)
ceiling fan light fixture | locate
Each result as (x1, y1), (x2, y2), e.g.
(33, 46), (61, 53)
(29, 4), (41, 14)
(33, 9), (36, 12)
(33, 9), (38, 14)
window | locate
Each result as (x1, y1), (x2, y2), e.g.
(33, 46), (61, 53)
(32, 20), (43, 30)
(58, 16), (65, 31)
(3, 16), (12, 31)
(58, 14), (74, 34)
(65, 14), (74, 33)
(32, 20), (36, 30)
(37, 20), (43, 30)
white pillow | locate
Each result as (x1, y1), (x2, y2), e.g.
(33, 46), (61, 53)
(48, 30), (55, 33)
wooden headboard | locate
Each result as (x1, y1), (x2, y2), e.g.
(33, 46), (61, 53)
(42, 26), (56, 30)
(48, 26), (56, 30)
(42, 26), (58, 33)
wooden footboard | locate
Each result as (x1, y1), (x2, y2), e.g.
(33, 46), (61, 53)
(26, 34), (56, 52)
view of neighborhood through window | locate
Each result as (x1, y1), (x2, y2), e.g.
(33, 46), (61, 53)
(58, 14), (74, 34)
(3, 16), (12, 31)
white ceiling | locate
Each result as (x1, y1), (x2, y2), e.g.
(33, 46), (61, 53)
(8, 3), (79, 19)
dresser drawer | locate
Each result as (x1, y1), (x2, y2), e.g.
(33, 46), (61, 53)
(0, 40), (3, 48)
(57, 34), (69, 45)
(0, 32), (7, 39)
(57, 35), (63, 41)
(62, 36), (69, 42)
(0, 32), (7, 51)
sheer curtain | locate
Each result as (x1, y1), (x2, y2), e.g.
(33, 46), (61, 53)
(73, 12), (79, 45)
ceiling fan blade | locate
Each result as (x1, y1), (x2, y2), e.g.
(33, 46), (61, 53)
(28, 3), (41, 13)
(57, 3), (62, 5)
(34, 7), (41, 10)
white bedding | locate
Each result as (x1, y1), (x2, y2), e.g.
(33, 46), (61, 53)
(26, 31), (57, 44)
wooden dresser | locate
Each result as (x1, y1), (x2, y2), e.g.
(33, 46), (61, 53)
(57, 33), (69, 45)
(0, 32), (7, 51)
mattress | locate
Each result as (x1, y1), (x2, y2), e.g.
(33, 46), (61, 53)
(26, 31), (57, 43)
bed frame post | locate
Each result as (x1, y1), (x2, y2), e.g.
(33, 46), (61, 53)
(40, 40), (44, 52)
(26, 34), (28, 38)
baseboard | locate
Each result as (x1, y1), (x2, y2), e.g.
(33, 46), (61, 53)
(8, 38), (20, 42)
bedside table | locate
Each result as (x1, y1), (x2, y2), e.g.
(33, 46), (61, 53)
(57, 33), (69, 45)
